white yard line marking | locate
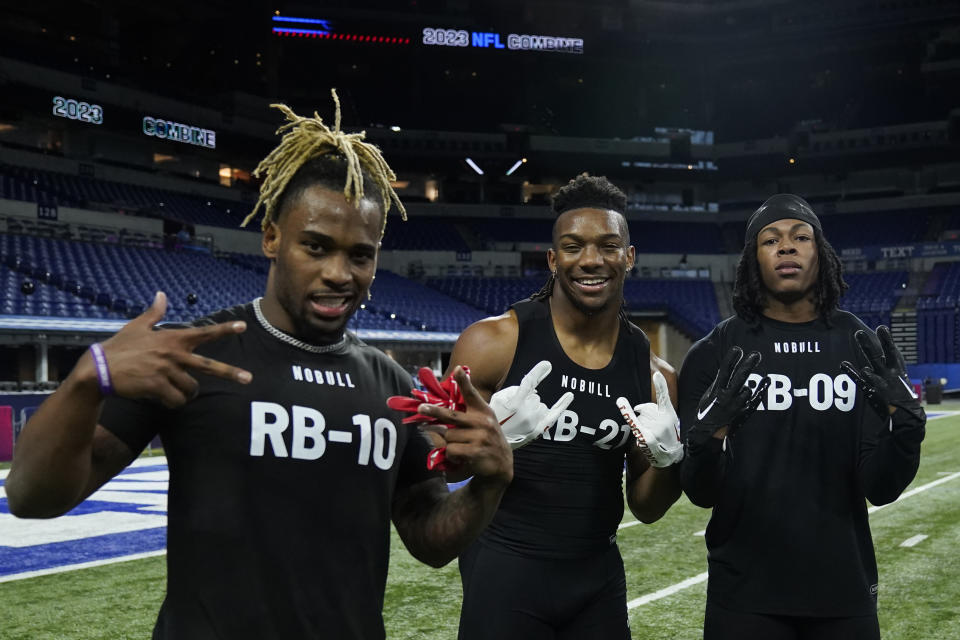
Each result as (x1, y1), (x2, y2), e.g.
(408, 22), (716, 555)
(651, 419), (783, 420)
(628, 573), (709, 609)
(693, 530), (705, 536)
(627, 470), (960, 610)
(0, 550), (166, 583)
(899, 534), (928, 548)
(868, 471), (960, 514)
(618, 520), (641, 530)
(0, 511), (166, 547)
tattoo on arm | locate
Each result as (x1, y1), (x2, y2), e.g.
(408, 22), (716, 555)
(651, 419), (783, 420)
(392, 477), (505, 568)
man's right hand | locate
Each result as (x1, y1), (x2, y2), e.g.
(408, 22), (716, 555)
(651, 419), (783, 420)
(416, 366), (513, 487)
(490, 360), (574, 450)
(79, 292), (252, 407)
(687, 346), (768, 447)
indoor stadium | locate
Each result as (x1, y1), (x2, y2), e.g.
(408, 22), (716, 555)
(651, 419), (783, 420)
(1, 1), (959, 638)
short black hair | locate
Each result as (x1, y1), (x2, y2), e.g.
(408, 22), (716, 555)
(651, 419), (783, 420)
(551, 174), (627, 216)
(732, 227), (848, 324)
(273, 155), (383, 223)
(550, 175), (629, 247)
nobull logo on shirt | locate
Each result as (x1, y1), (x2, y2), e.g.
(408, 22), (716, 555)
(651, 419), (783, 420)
(772, 341), (822, 354)
(291, 365), (356, 388)
(560, 374), (611, 398)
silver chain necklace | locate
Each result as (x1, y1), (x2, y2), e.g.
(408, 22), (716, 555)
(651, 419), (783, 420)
(252, 298), (349, 354)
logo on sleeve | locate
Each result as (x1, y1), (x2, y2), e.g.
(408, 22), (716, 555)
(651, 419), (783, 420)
(697, 398), (717, 421)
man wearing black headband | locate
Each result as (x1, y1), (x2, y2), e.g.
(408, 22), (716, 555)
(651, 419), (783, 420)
(679, 193), (926, 639)
(446, 175), (683, 639)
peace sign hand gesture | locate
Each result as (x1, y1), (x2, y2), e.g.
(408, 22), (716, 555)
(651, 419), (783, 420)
(87, 292), (252, 408)
(841, 325), (924, 428)
(416, 366), (513, 486)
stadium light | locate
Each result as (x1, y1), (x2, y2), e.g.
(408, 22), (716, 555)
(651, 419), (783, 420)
(465, 158), (484, 175)
(505, 158), (527, 176)
(390, 125), (401, 132)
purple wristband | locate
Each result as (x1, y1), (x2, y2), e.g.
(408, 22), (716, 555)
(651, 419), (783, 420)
(89, 343), (114, 396)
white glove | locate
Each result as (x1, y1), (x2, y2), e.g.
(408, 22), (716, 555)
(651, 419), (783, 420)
(616, 371), (684, 468)
(490, 360), (574, 449)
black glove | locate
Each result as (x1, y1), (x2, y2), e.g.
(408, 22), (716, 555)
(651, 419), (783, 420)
(841, 325), (925, 429)
(687, 346), (769, 448)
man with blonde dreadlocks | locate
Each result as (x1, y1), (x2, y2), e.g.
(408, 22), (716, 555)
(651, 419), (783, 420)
(446, 174), (683, 640)
(7, 90), (514, 640)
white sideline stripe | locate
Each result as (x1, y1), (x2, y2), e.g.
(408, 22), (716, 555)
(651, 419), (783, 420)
(900, 534), (928, 548)
(0, 549), (166, 583)
(693, 529), (705, 536)
(628, 573), (708, 609)
(867, 471), (960, 514)
(618, 520), (641, 530)
(0, 511), (167, 547)
(627, 470), (960, 610)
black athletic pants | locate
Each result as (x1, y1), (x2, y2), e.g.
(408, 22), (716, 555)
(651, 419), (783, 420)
(704, 600), (881, 640)
(457, 540), (631, 640)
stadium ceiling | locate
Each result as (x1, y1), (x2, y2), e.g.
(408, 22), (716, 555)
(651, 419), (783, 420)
(0, 0), (958, 139)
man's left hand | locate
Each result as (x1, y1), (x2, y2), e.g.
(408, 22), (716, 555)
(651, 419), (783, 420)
(841, 325), (925, 429)
(617, 371), (683, 468)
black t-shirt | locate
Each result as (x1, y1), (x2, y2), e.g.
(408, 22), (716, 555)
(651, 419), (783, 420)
(678, 311), (922, 617)
(99, 300), (437, 640)
(479, 298), (652, 559)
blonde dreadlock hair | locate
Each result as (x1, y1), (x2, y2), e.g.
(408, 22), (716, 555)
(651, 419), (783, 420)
(241, 88), (406, 236)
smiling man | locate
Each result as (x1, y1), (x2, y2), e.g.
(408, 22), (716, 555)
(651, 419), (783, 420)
(446, 175), (683, 640)
(6, 95), (514, 640)
(678, 194), (926, 640)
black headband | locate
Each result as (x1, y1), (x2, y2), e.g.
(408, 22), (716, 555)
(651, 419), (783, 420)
(744, 193), (821, 243)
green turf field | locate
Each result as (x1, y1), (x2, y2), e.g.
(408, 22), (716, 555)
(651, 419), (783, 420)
(2, 407), (958, 639)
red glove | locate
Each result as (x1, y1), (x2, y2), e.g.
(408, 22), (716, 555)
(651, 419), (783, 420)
(387, 367), (469, 471)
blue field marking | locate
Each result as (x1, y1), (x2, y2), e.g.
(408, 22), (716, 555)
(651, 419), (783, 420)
(0, 459), (169, 580)
(0, 528), (167, 577)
